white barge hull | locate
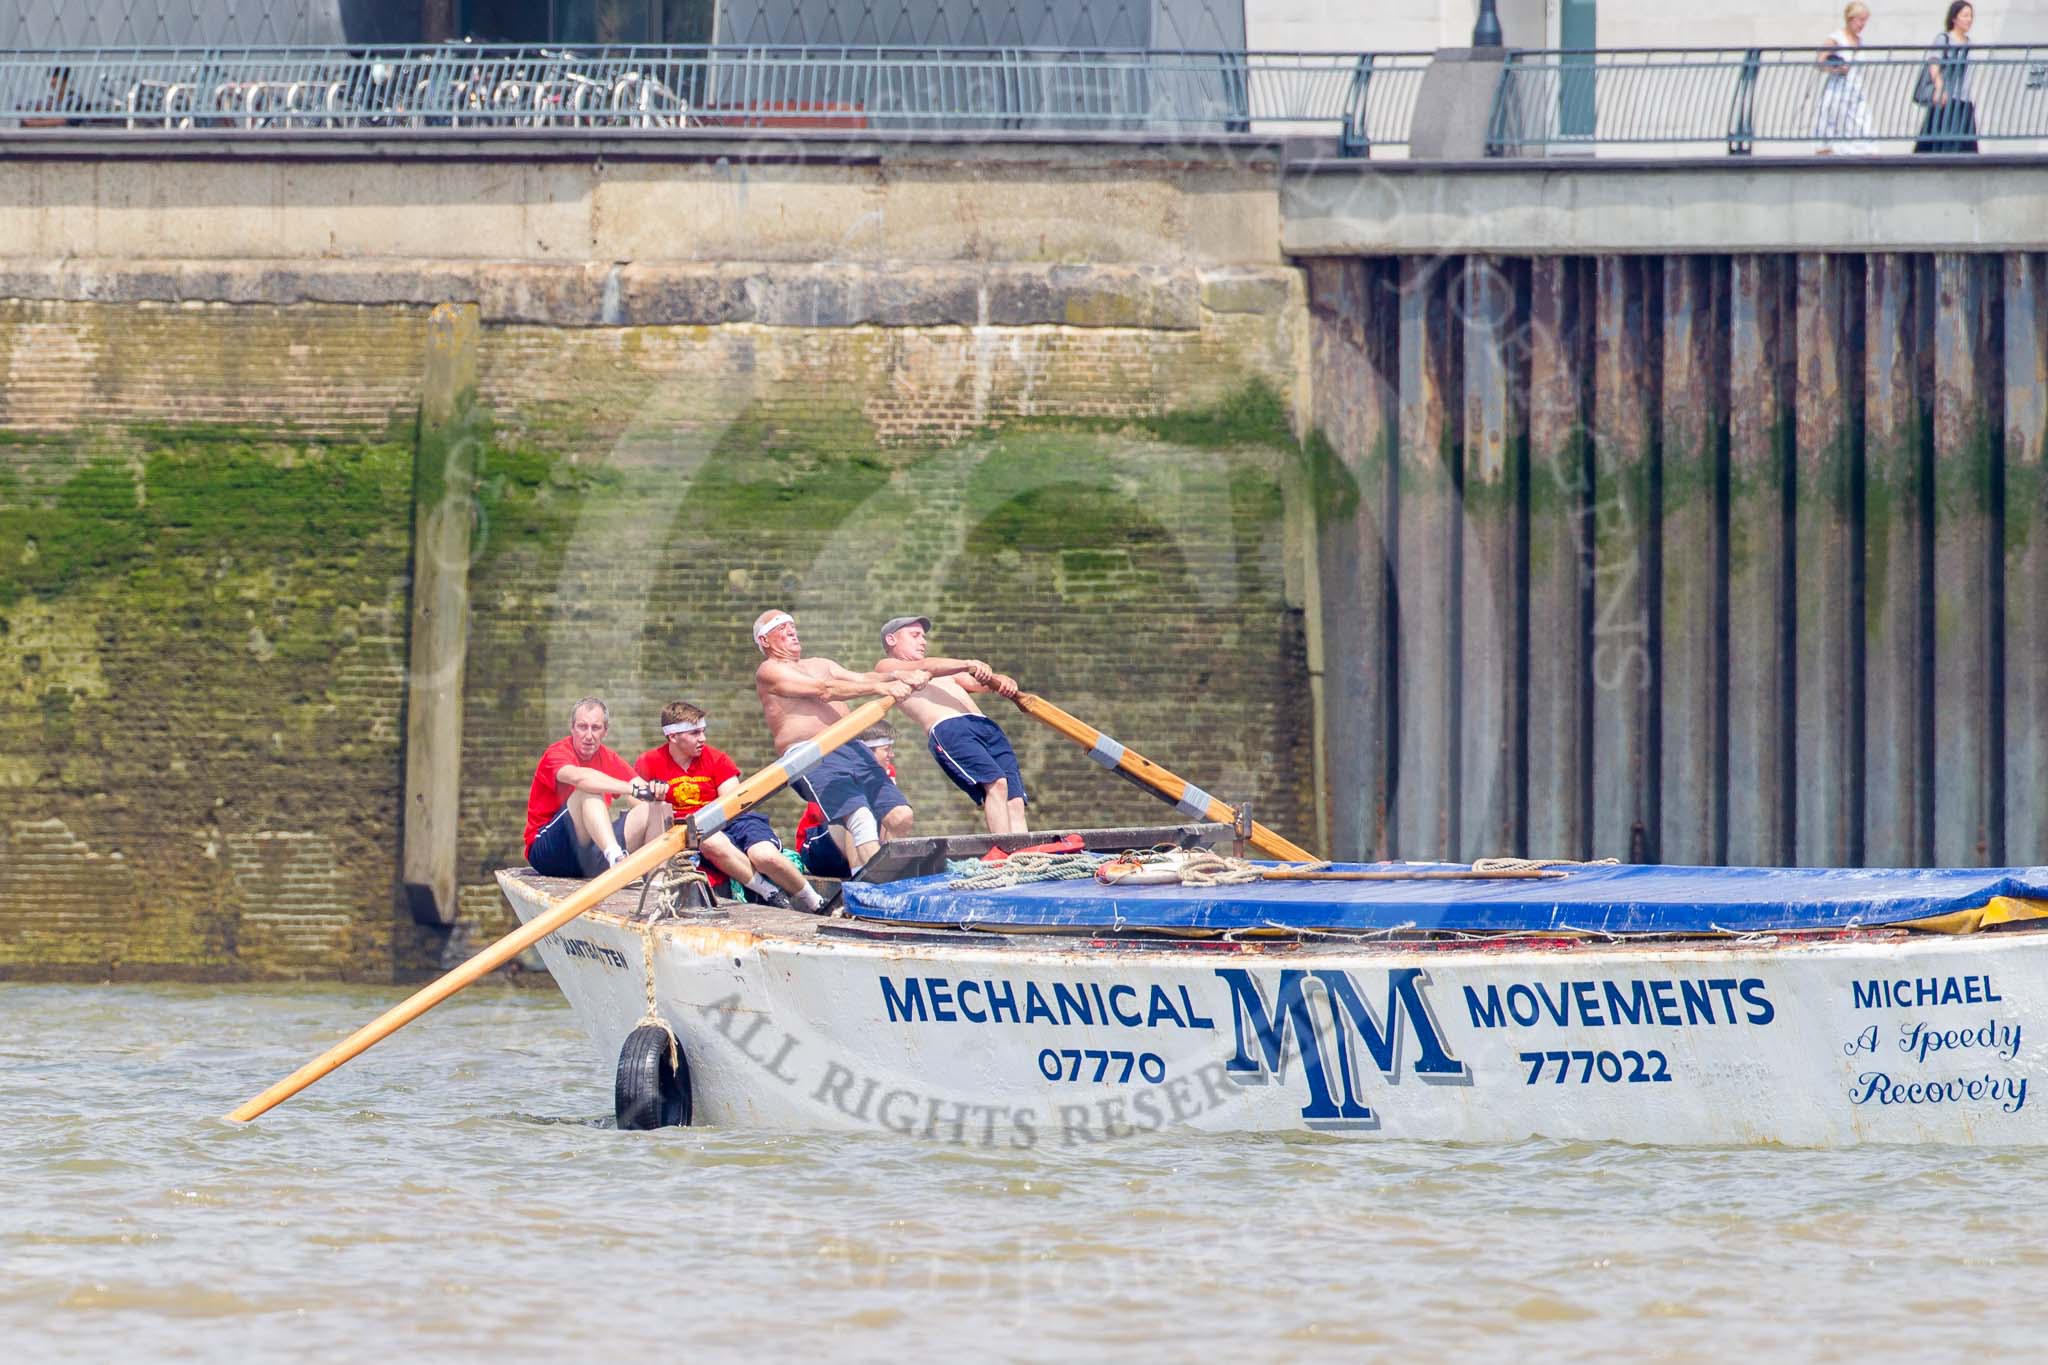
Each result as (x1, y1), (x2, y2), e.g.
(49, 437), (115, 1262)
(500, 871), (2046, 1147)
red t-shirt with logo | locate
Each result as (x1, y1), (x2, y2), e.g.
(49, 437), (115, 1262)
(634, 742), (742, 821)
(523, 736), (634, 853)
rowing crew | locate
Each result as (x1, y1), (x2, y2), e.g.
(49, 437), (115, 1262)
(521, 608), (1027, 904)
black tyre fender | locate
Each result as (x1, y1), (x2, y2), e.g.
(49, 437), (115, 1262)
(614, 1023), (692, 1130)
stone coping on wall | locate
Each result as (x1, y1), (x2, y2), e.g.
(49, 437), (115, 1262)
(0, 135), (1288, 267)
(0, 129), (1298, 166)
(0, 258), (1299, 329)
(1281, 155), (2048, 255)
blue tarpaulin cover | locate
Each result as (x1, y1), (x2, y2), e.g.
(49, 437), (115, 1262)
(839, 862), (2048, 935)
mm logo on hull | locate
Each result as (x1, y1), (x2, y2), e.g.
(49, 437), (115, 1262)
(1215, 967), (1467, 1131)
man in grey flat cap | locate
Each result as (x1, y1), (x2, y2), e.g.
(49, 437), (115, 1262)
(874, 615), (1028, 836)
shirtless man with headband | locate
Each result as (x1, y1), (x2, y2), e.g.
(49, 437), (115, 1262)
(873, 615), (1028, 835)
(753, 608), (926, 871)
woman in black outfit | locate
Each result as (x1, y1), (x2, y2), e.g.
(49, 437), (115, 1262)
(1916, 1), (1979, 153)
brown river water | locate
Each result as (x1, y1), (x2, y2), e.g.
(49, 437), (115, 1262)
(7, 980), (2047, 1362)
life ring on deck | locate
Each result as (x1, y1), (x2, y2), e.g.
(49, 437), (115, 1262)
(1097, 851), (1189, 886)
(614, 1023), (693, 1130)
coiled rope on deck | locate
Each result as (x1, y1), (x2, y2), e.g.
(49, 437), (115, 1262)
(1471, 856), (1621, 874)
(947, 851), (1107, 891)
(945, 848), (1617, 894)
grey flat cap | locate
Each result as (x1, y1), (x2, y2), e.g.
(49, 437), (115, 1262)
(880, 615), (932, 646)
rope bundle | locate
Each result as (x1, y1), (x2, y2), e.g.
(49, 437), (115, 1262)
(1472, 856), (1620, 874)
(947, 851), (1107, 891)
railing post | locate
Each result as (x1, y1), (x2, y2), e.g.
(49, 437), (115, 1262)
(1341, 53), (1375, 157)
(1483, 52), (1516, 155)
(1728, 47), (1762, 155)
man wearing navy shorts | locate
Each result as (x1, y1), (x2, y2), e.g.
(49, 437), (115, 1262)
(633, 700), (822, 911)
(523, 696), (671, 878)
(874, 615), (1029, 836)
(796, 722), (898, 880)
(753, 608), (924, 872)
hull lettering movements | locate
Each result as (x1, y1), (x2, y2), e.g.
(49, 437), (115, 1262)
(1216, 967), (1466, 1131)
(1463, 976), (1775, 1030)
(1851, 975), (2002, 1010)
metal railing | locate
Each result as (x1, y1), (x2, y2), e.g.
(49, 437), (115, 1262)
(1491, 45), (2048, 155)
(0, 45), (1429, 152)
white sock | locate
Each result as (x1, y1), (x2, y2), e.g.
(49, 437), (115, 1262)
(605, 845), (626, 868)
(794, 885), (823, 911)
(744, 873), (779, 897)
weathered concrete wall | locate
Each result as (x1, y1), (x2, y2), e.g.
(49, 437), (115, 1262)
(0, 135), (1284, 272)
(1284, 159), (2048, 257)
(1306, 249), (2048, 867)
(0, 256), (1314, 979)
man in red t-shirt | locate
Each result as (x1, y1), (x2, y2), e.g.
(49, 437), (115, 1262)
(635, 700), (822, 912)
(524, 695), (670, 878)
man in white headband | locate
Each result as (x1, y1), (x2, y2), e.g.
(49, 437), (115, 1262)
(631, 699), (821, 911)
(875, 614), (1029, 836)
(753, 607), (926, 871)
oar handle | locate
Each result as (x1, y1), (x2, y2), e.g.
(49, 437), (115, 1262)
(1011, 693), (1317, 863)
(224, 694), (898, 1123)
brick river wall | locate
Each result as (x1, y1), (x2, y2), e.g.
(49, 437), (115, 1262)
(0, 277), (1316, 979)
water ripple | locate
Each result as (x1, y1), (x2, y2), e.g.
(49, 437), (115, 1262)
(7, 982), (2048, 1360)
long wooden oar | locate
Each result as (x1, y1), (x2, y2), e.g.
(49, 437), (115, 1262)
(223, 695), (898, 1123)
(1010, 692), (1317, 862)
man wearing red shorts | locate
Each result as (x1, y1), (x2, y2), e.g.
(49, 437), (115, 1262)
(635, 700), (822, 911)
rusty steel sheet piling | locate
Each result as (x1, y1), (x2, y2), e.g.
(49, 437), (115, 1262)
(1863, 252), (1933, 867)
(1525, 258), (1597, 861)
(1392, 257), (1462, 859)
(1794, 254), (1863, 867)
(1305, 258), (1399, 861)
(1725, 255), (1796, 865)
(1592, 256), (1660, 862)
(1932, 253), (2006, 867)
(1305, 248), (2041, 868)
(1458, 256), (1530, 861)
(1659, 255), (1728, 866)
(2006, 253), (2048, 865)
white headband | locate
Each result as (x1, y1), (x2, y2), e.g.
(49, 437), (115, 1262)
(753, 612), (794, 652)
(662, 721), (706, 736)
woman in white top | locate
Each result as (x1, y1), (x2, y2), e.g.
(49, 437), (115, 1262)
(1815, 2), (1875, 154)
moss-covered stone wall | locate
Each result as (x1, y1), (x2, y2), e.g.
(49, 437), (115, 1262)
(0, 303), (426, 978)
(0, 291), (1317, 980)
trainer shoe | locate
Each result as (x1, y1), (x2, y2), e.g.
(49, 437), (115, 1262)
(751, 887), (794, 910)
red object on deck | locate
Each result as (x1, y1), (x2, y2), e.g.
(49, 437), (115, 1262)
(981, 833), (1087, 863)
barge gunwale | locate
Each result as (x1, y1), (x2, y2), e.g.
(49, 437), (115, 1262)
(506, 866), (1976, 962)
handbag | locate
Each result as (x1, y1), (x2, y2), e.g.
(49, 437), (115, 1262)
(1912, 33), (1947, 106)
